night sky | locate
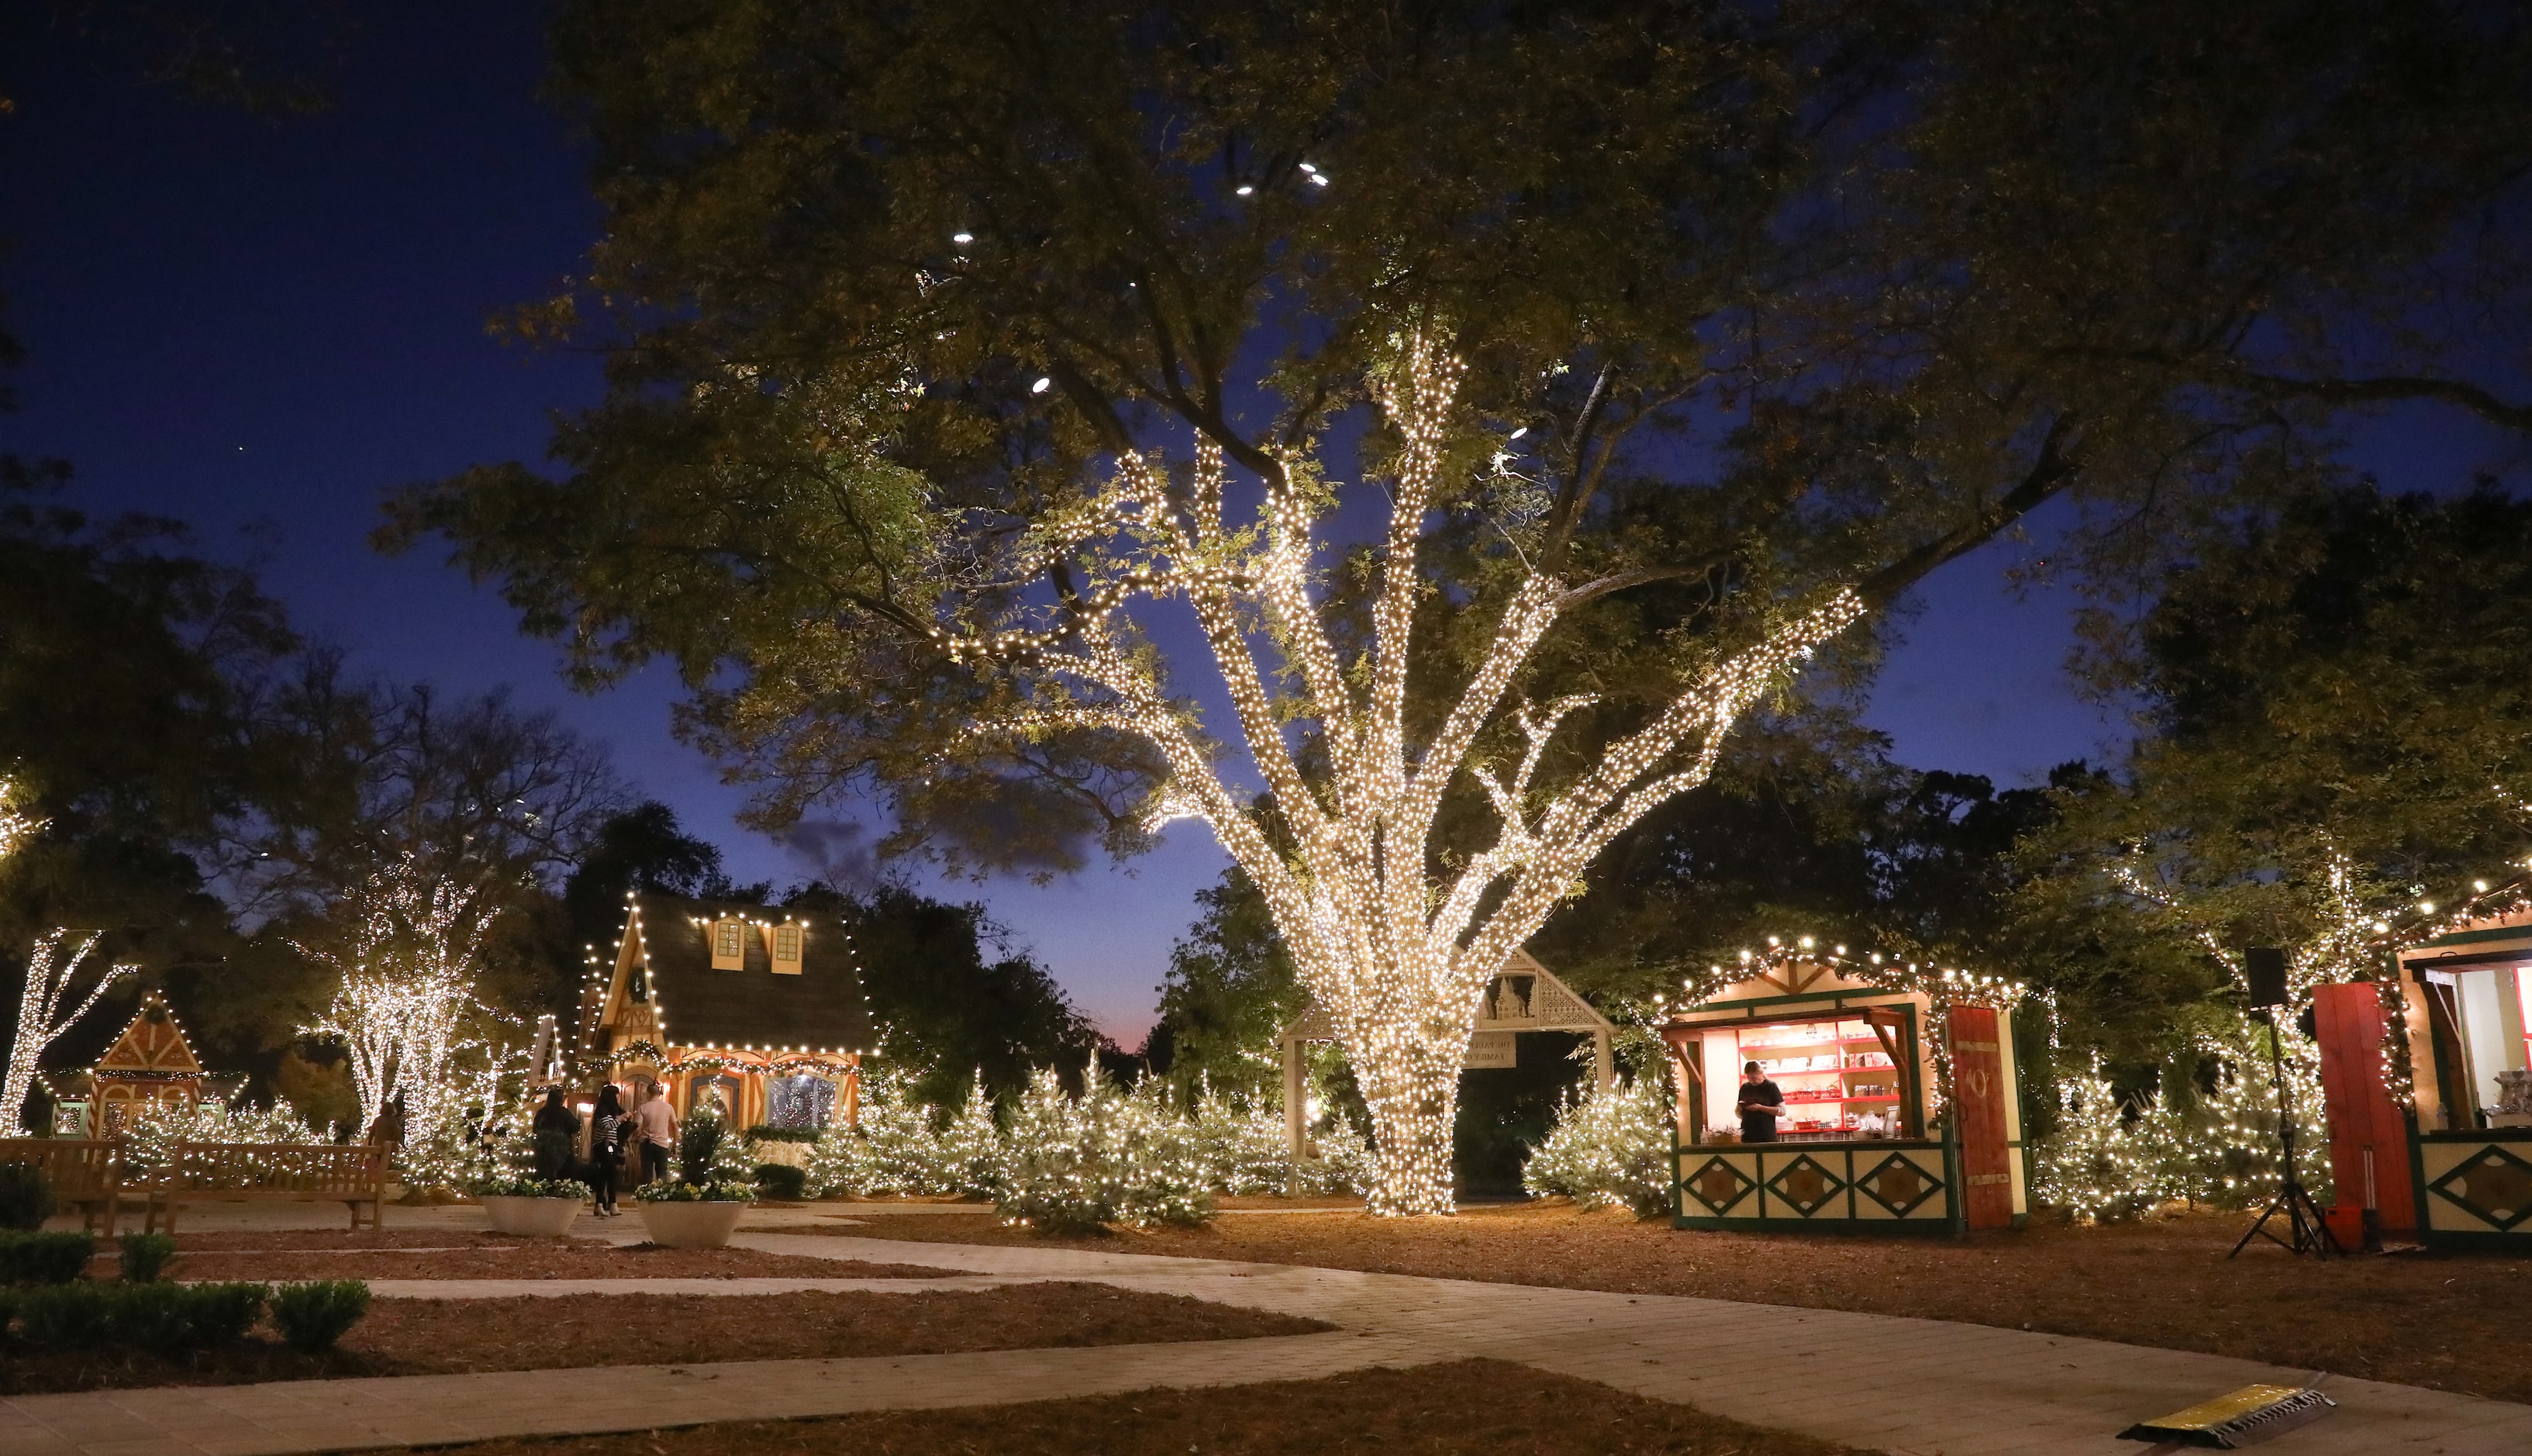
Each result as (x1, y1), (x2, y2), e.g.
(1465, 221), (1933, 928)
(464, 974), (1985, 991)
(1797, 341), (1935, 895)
(6, 9), (2518, 1037)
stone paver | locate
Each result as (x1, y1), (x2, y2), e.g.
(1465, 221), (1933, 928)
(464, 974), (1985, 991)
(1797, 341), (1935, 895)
(12, 1206), (2530, 1456)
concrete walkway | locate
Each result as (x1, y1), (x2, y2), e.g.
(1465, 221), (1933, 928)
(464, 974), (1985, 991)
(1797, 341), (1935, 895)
(7, 1221), (2530, 1456)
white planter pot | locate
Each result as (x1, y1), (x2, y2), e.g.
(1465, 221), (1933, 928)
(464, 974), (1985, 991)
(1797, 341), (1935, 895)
(636, 1199), (750, 1248)
(479, 1196), (582, 1238)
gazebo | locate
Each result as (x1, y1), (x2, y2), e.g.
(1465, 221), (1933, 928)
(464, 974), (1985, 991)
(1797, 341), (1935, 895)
(1276, 949), (1615, 1158)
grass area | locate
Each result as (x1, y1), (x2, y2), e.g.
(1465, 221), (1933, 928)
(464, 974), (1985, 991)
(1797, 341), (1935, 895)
(423, 1357), (1872, 1456)
(0, 1284), (1327, 1396)
(816, 1200), (2532, 1403)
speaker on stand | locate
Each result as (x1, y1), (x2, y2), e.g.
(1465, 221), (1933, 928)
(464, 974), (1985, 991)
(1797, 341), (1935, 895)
(2230, 947), (2341, 1258)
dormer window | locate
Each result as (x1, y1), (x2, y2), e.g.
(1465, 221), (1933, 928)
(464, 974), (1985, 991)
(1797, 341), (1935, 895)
(709, 918), (749, 971)
(769, 923), (804, 974)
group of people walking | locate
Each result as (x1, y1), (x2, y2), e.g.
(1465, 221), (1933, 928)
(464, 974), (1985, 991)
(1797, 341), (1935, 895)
(529, 1084), (679, 1216)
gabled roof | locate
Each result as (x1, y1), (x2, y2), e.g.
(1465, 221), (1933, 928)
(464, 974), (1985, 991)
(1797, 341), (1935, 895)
(596, 895), (877, 1057)
(95, 993), (203, 1078)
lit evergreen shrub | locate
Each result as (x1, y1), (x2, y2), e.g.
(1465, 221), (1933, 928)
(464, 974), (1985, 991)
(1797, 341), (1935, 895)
(1522, 1075), (1675, 1220)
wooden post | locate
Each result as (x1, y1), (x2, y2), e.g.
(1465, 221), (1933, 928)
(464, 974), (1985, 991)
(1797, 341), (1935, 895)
(840, 1054), (862, 1130)
(1593, 1030), (1616, 1090)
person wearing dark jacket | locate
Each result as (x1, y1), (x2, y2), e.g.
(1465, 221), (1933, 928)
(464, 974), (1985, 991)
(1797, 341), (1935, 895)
(588, 1085), (627, 1217)
(530, 1088), (581, 1180)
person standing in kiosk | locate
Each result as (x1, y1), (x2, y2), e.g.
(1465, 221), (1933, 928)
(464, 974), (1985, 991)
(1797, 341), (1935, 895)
(1738, 1061), (1785, 1142)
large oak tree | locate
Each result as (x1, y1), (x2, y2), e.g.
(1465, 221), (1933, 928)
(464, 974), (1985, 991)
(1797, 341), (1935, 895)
(392, 0), (2532, 1209)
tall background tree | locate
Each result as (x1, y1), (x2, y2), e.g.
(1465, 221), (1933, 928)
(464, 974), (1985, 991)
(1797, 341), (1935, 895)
(390, 0), (2532, 1209)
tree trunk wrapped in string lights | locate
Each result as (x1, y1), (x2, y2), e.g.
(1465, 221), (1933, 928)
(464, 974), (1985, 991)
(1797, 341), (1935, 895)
(297, 854), (512, 1159)
(939, 335), (1865, 1214)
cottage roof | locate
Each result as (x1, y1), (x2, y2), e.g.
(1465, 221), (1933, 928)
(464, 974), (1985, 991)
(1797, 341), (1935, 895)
(603, 895), (877, 1057)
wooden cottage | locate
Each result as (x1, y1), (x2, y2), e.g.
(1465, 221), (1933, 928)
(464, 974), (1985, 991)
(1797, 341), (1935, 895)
(574, 895), (878, 1131)
(43, 992), (216, 1137)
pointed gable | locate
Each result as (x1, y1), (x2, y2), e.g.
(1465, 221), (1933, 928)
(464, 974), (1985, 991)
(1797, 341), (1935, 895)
(95, 994), (202, 1078)
(593, 895), (877, 1056)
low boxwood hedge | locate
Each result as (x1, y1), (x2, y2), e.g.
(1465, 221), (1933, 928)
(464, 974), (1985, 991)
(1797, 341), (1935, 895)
(0, 1230), (95, 1285)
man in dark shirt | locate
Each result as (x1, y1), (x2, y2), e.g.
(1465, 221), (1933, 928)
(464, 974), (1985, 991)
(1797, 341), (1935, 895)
(1737, 1061), (1785, 1142)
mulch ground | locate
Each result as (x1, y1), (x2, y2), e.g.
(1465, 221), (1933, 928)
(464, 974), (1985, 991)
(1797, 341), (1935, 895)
(0, 1284), (1329, 1396)
(145, 1229), (953, 1282)
(419, 1357), (1869, 1456)
(819, 1200), (2532, 1403)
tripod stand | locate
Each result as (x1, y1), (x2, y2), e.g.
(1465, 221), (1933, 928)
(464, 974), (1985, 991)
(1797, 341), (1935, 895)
(2230, 1006), (2341, 1258)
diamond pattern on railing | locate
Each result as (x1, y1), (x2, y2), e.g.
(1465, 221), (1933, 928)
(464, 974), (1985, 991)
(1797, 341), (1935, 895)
(1764, 1153), (1847, 1216)
(1856, 1151), (1945, 1217)
(2428, 1143), (2532, 1231)
(1682, 1154), (1757, 1216)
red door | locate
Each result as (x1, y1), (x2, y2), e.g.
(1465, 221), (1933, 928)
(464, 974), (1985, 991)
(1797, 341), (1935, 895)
(2311, 982), (2416, 1234)
(1947, 1006), (2013, 1230)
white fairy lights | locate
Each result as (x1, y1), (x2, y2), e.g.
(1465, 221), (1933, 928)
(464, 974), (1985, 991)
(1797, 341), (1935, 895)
(297, 854), (510, 1155)
(3, 930), (139, 1133)
(927, 330), (1873, 1214)
(0, 776), (44, 862)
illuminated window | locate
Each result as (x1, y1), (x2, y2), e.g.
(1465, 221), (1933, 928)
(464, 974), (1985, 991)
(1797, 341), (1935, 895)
(709, 919), (747, 971)
(769, 923), (804, 974)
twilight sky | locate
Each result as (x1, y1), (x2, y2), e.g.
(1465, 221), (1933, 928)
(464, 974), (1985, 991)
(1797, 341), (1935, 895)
(6, 8), (2519, 1038)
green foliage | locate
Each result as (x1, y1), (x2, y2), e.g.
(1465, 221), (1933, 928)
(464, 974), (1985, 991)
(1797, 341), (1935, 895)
(0, 1161), (51, 1230)
(13, 1281), (111, 1344)
(0, 1230), (94, 1285)
(182, 1281), (269, 1344)
(753, 1164), (808, 1200)
(470, 1176), (587, 1199)
(1154, 867), (1305, 1106)
(1522, 1075), (1677, 1220)
(798, 886), (1101, 1109)
(993, 1067), (1218, 1232)
(118, 1231), (177, 1283)
(2034, 1016), (2331, 1222)
(267, 1280), (370, 1351)
(118, 1097), (322, 1182)
(1, 1279), (270, 1351)
(742, 1125), (821, 1145)
(677, 1109), (723, 1185)
(109, 1282), (200, 1350)
(633, 1180), (754, 1202)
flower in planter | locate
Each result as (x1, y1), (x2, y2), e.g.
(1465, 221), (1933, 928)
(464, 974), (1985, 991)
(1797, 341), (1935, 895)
(634, 1179), (757, 1203)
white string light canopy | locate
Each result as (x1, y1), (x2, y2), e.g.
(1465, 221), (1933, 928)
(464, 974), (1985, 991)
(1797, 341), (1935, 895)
(932, 329), (1870, 1214)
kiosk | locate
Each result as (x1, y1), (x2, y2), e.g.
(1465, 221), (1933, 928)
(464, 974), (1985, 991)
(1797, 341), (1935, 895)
(1661, 946), (2029, 1234)
(2389, 913), (2532, 1251)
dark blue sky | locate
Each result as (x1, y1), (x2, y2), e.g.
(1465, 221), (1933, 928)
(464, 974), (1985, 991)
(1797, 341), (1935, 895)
(7, 9), (2517, 1037)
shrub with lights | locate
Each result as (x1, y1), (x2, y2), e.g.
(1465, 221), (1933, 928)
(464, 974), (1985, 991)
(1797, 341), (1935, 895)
(119, 1098), (325, 1185)
(1522, 1071), (1675, 1219)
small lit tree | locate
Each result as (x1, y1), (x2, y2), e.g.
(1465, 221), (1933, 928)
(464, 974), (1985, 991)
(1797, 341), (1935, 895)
(298, 854), (505, 1151)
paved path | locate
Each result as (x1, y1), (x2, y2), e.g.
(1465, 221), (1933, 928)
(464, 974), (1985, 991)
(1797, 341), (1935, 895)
(9, 1221), (2530, 1456)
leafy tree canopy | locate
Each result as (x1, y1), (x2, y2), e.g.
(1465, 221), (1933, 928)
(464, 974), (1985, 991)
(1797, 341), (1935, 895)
(786, 882), (1102, 1107)
(2020, 483), (2532, 1040)
(387, 0), (2532, 879)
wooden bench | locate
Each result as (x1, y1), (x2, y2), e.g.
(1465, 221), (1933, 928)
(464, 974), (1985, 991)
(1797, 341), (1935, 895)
(0, 1137), (126, 1237)
(142, 1142), (387, 1233)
